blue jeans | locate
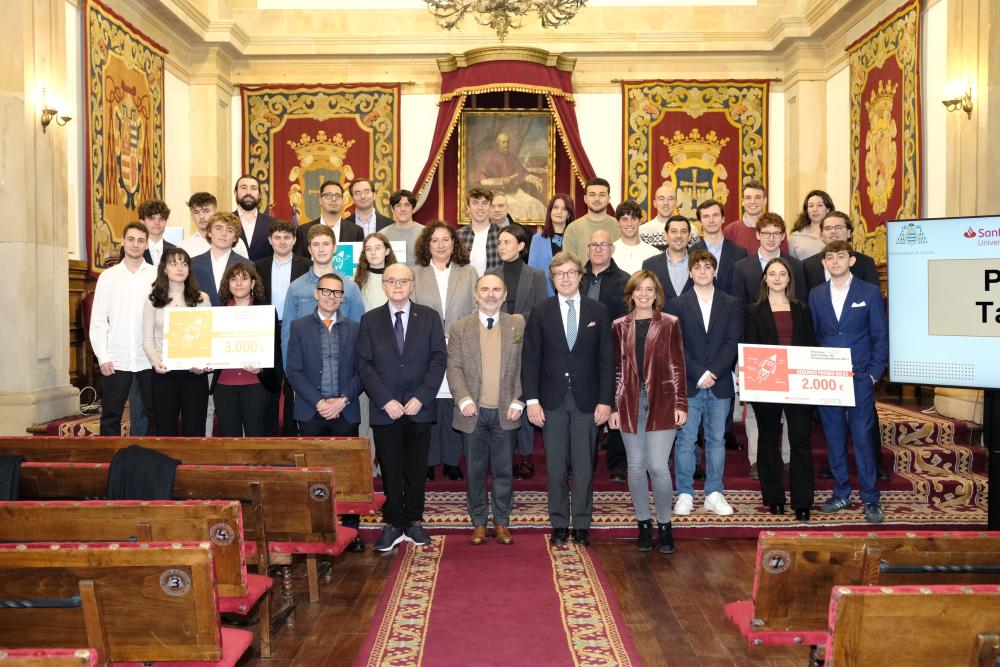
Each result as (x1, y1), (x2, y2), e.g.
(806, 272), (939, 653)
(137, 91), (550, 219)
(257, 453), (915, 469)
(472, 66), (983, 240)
(675, 389), (729, 497)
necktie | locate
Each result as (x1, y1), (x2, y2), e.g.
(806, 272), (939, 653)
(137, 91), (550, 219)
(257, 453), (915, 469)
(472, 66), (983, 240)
(487, 317), (494, 330)
(322, 318), (332, 329)
(565, 299), (577, 349)
(394, 311), (405, 353)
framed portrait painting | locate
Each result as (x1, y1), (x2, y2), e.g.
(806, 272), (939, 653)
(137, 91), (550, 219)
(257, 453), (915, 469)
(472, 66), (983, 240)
(458, 110), (555, 225)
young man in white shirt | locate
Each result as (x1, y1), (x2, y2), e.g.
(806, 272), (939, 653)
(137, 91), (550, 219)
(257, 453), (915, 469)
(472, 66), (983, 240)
(179, 192), (249, 259)
(190, 212), (251, 306)
(90, 222), (157, 435)
(117, 199), (175, 266)
(458, 188), (501, 276)
(612, 200), (658, 274)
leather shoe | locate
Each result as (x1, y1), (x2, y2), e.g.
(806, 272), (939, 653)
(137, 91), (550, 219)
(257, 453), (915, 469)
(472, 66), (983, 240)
(572, 529), (591, 546)
(818, 467), (834, 479)
(494, 525), (513, 544)
(550, 528), (569, 546)
(470, 525), (488, 545)
(724, 432), (742, 451)
(347, 536), (365, 553)
(795, 508), (811, 521)
(749, 463), (758, 480)
(426, 466), (436, 481)
(608, 467), (626, 482)
(768, 504), (785, 515)
(444, 464), (464, 481)
(693, 465), (706, 481)
(521, 460), (534, 479)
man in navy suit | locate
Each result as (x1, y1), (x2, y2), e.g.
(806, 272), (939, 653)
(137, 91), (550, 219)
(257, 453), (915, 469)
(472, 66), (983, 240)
(358, 263), (447, 552)
(666, 250), (743, 517)
(642, 215), (695, 303)
(731, 213), (808, 310)
(190, 212), (251, 306)
(233, 175), (284, 262)
(522, 251), (614, 547)
(809, 240), (888, 523)
(689, 199), (747, 297)
(342, 177), (393, 237)
(803, 211), (879, 291)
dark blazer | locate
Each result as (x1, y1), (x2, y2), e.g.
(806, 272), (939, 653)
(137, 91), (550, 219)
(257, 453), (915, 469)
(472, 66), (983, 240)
(808, 278), (888, 382)
(190, 250), (251, 306)
(486, 261), (548, 321)
(357, 301), (447, 425)
(521, 295), (614, 411)
(255, 254), (311, 310)
(284, 312), (363, 424)
(732, 252), (809, 309)
(803, 250), (879, 291)
(744, 299), (816, 348)
(690, 238), (748, 297)
(583, 259), (630, 322)
(342, 210), (393, 233)
(665, 288), (743, 398)
(641, 253), (693, 301)
(235, 211), (283, 262)
(293, 218), (365, 258)
(118, 240), (176, 266)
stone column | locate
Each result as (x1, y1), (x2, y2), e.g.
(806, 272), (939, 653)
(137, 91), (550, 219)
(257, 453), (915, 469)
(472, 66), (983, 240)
(0, 0), (79, 433)
(189, 47), (235, 206)
(781, 74), (827, 226)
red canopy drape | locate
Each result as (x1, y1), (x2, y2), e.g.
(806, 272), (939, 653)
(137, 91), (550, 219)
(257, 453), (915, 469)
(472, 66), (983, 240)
(413, 54), (597, 226)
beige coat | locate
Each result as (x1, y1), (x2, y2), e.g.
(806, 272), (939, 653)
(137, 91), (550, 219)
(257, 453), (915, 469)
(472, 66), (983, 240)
(411, 262), (479, 335)
(446, 311), (525, 433)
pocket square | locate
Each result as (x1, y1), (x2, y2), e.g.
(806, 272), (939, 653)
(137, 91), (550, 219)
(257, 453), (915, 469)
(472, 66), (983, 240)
(851, 301), (867, 308)
(586, 321), (597, 327)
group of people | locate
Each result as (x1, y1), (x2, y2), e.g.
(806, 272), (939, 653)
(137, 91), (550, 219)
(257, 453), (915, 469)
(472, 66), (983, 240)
(89, 173), (888, 556)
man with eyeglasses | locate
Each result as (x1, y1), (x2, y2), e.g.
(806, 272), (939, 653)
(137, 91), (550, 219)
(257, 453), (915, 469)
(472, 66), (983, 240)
(522, 251), (614, 547)
(731, 212), (807, 311)
(802, 210), (878, 291)
(358, 263), (447, 552)
(343, 177), (393, 237)
(293, 181), (364, 258)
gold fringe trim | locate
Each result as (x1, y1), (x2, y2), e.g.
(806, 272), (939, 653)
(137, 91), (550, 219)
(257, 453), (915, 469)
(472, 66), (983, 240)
(547, 95), (588, 189)
(441, 84), (573, 103)
(416, 96), (467, 200)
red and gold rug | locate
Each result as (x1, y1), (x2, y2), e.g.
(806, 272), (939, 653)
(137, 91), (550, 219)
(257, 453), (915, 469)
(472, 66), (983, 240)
(356, 535), (639, 667)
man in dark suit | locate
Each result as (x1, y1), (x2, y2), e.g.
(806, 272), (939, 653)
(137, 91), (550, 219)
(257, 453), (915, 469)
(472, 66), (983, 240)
(803, 211), (879, 290)
(358, 263), (447, 552)
(118, 199), (176, 267)
(343, 177), (392, 237)
(809, 241), (888, 524)
(190, 212), (252, 306)
(256, 220), (311, 436)
(293, 180), (364, 258)
(731, 213), (808, 309)
(689, 198), (747, 297)
(233, 174), (284, 262)
(522, 251), (614, 547)
(666, 250), (743, 517)
(642, 215), (694, 302)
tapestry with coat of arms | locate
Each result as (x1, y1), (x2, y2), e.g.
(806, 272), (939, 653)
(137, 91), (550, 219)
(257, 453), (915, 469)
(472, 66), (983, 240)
(84, 0), (167, 274)
(621, 80), (769, 229)
(241, 84), (400, 226)
(848, 0), (922, 265)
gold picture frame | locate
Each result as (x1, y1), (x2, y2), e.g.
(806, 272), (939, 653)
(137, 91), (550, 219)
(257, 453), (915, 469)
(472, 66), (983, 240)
(458, 110), (556, 226)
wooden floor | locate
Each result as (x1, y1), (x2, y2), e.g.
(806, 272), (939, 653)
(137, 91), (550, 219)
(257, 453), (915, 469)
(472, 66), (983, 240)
(243, 537), (805, 666)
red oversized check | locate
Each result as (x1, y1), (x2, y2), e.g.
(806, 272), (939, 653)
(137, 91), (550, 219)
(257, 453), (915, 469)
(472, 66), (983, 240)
(738, 344), (855, 407)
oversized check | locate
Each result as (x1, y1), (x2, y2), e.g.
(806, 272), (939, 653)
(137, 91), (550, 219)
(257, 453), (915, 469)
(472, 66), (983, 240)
(738, 344), (855, 407)
(162, 305), (275, 370)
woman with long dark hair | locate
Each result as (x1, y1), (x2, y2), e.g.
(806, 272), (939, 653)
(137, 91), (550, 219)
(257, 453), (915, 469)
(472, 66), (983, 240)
(355, 232), (398, 312)
(528, 193), (574, 295)
(745, 256), (817, 520)
(789, 190), (834, 261)
(608, 270), (687, 554)
(143, 247), (211, 436)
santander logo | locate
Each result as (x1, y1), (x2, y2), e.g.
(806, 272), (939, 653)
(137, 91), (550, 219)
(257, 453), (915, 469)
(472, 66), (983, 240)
(964, 227), (977, 238)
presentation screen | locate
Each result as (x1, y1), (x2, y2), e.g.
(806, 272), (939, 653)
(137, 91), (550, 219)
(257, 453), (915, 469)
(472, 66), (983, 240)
(887, 215), (1000, 389)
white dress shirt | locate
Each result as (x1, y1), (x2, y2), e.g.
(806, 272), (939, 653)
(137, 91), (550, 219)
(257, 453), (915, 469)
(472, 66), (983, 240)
(238, 209), (258, 247)
(179, 232), (248, 259)
(612, 239), (659, 274)
(830, 275), (853, 321)
(696, 288), (715, 388)
(470, 228), (488, 276)
(148, 238), (165, 266)
(89, 261), (157, 371)
(559, 292), (581, 339)
(211, 250), (233, 295)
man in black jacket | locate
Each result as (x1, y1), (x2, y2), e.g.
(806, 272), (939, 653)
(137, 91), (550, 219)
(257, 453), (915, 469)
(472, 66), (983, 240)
(293, 180), (365, 258)
(802, 210), (879, 290)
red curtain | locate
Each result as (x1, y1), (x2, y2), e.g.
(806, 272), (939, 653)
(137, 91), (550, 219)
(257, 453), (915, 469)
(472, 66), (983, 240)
(413, 59), (597, 225)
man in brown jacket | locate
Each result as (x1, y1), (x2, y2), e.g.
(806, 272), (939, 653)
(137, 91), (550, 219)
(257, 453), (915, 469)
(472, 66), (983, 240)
(446, 274), (526, 545)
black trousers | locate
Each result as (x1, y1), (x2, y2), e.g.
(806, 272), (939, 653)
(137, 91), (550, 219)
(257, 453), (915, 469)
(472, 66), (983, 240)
(752, 402), (814, 509)
(214, 382), (271, 437)
(298, 414), (359, 437)
(604, 427), (626, 470)
(372, 417), (431, 528)
(151, 370), (209, 437)
(100, 369), (153, 436)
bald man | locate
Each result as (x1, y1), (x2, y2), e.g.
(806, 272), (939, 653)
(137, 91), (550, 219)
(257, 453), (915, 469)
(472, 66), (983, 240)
(639, 183), (679, 252)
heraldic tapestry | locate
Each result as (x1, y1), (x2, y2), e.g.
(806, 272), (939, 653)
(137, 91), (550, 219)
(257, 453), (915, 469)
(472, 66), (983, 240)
(848, 0), (922, 265)
(84, 0), (166, 274)
(241, 84), (400, 224)
(622, 80), (769, 227)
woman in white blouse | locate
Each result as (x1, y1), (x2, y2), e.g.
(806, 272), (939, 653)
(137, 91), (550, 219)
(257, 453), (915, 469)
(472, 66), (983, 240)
(411, 221), (478, 481)
(788, 190), (835, 261)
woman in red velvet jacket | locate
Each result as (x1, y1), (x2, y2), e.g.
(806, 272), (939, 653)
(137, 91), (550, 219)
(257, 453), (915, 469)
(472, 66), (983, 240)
(609, 270), (687, 555)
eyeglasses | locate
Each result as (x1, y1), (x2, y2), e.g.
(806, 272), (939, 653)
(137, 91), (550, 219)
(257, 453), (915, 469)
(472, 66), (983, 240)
(587, 242), (613, 250)
(383, 278), (413, 287)
(552, 270), (580, 280)
(823, 224), (848, 233)
(320, 192), (343, 200)
(316, 288), (344, 298)
(759, 231), (784, 239)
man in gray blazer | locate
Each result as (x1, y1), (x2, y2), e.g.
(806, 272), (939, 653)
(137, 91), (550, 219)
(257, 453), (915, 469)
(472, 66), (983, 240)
(447, 274), (526, 545)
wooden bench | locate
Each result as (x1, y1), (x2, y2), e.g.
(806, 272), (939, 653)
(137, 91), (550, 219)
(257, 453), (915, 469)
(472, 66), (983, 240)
(724, 530), (1000, 648)
(825, 584), (1000, 667)
(0, 649), (97, 667)
(0, 542), (253, 666)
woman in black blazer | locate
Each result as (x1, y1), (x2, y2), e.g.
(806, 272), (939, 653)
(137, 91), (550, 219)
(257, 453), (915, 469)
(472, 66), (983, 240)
(744, 257), (817, 520)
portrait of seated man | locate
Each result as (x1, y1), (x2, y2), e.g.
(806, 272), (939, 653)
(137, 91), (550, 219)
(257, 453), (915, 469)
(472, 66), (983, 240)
(472, 130), (547, 221)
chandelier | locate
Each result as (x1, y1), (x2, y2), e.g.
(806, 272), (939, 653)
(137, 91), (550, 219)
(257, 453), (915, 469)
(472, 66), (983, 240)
(424, 0), (588, 42)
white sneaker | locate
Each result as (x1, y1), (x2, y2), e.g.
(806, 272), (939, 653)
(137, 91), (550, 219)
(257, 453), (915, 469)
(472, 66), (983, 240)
(674, 493), (694, 516)
(704, 492), (734, 516)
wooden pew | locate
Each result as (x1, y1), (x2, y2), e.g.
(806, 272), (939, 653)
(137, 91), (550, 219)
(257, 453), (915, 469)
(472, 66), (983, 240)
(0, 542), (253, 666)
(723, 530), (1000, 648)
(824, 584), (1000, 667)
(0, 648), (97, 667)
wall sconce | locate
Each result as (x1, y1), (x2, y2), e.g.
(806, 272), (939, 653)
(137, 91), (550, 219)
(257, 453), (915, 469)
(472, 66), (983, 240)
(942, 80), (973, 119)
(40, 87), (72, 133)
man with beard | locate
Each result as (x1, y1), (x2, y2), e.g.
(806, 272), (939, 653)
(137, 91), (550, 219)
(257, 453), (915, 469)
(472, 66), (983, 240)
(233, 175), (284, 261)
(562, 178), (620, 261)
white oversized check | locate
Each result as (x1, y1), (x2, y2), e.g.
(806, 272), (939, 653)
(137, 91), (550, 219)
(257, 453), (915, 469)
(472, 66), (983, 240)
(738, 344), (855, 407)
(162, 305), (275, 370)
